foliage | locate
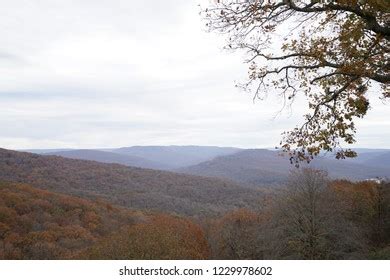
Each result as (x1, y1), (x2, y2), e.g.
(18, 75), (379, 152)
(206, 170), (390, 259)
(202, 0), (390, 164)
(331, 180), (390, 246)
(84, 214), (210, 260)
(0, 148), (264, 217)
(1, 149), (389, 260)
(0, 181), (210, 260)
(0, 181), (140, 259)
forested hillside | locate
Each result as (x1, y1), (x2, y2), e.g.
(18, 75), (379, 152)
(110, 145), (241, 169)
(1, 148), (389, 260)
(1, 159), (389, 259)
(44, 149), (166, 169)
(0, 181), (140, 259)
(0, 181), (210, 260)
(204, 172), (390, 260)
(180, 149), (390, 186)
(0, 149), (263, 217)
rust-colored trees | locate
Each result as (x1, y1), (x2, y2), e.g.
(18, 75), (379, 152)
(0, 181), (138, 259)
(85, 214), (210, 260)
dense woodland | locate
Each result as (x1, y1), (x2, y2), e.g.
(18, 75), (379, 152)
(0, 181), (141, 259)
(31, 147), (390, 185)
(180, 149), (390, 186)
(206, 173), (390, 259)
(0, 149), (389, 259)
(0, 149), (263, 217)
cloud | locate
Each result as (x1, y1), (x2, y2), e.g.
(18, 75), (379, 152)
(0, 0), (388, 149)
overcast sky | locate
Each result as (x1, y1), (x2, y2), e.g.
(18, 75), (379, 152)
(0, 0), (388, 149)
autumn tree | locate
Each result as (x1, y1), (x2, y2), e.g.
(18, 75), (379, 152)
(202, 0), (390, 163)
(84, 215), (210, 260)
(0, 181), (139, 260)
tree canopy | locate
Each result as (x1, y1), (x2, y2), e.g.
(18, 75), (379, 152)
(202, 0), (389, 164)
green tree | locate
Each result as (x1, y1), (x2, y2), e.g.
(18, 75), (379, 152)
(202, 0), (389, 164)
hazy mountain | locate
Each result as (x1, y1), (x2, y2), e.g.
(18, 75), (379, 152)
(110, 145), (242, 169)
(361, 151), (390, 167)
(180, 149), (390, 186)
(24, 146), (242, 170)
(326, 148), (390, 164)
(22, 148), (74, 154)
(0, 148), (263, 217)
(44, 149), (166, 170)
(179, 149), (290, 186)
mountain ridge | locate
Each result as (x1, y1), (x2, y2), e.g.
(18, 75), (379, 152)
(0, 148), (263, 217)
(179, 149), (390, 186)
(44, 149), (166, 170)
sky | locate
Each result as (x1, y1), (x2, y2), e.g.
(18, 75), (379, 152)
(0, 0), (389, 149)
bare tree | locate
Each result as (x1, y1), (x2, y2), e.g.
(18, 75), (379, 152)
(270, 169), (367, 259)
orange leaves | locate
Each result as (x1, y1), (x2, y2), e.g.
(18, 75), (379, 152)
(202, 0), (389, 163)
(330, 180), (390, 246)
(0, 180), (212, 260)
(0, 181), (139, 259)
(82, 211), (100, 231)
(0, 206), (17, 225)
(85, 214), (210, 260)
(0, 222), (10, 238)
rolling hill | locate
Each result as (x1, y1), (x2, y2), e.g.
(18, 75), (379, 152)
(179, 149), (289, 186)
(44, 149), (165, 170)
(25, 145), (242, 170)
(179, 149), (390, 186)
(359, 151), (390, 168)
(0, 148), (263, 217)
(0, 181), (211, 260)
(0, 181), (142, 259)
(110, 145), (241, 169)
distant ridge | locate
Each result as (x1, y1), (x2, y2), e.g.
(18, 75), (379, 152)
(361, 151), (390, 167)
(0, 148), (263, 217)
(44, 149), (166, 170)
(24, 145), (242, 169)
(110, 145), (242, 169)
(179, 149), (390, 186)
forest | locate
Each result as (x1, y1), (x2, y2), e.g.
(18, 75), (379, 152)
(0, 0), (389, 265)
(0, 149), (389, 260)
